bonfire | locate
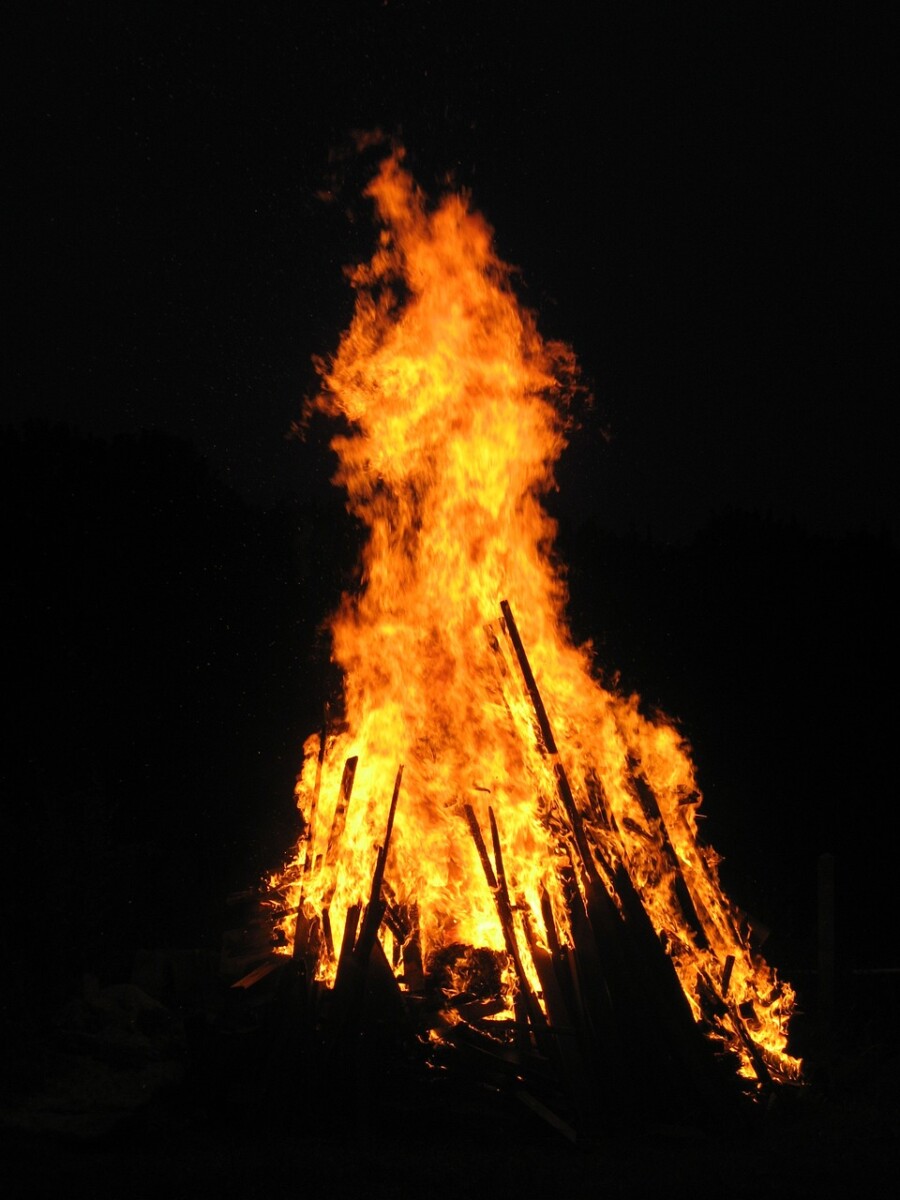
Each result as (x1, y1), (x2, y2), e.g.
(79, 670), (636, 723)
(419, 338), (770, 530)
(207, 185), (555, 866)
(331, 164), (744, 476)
(263, 145), (801, 1131)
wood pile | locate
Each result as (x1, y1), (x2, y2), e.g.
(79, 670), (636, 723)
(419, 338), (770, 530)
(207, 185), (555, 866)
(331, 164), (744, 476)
(225, 602), (800, 1139)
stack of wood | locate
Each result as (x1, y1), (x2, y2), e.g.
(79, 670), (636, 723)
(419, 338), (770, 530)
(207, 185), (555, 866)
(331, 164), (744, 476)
(228, 602), (799, 1139)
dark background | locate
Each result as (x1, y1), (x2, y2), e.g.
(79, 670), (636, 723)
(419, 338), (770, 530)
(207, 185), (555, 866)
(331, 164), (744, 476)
(5, 2), (897, 1031)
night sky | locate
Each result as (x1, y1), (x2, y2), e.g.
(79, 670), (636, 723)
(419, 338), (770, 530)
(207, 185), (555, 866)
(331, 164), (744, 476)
(10, 2), (897, 543)
(5, 4), (899, 1007)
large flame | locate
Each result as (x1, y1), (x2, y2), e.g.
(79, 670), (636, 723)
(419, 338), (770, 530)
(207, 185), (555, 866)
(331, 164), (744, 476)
(273, 147), (799, 1086)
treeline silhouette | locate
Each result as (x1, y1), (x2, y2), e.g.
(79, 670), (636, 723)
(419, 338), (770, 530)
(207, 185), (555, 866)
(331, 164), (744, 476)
(2, 424), (358, 1009)
(3, 424), (897, 1019)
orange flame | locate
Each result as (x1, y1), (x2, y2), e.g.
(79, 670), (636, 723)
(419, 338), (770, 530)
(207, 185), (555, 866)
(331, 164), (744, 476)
(273, 147), (800, 1087)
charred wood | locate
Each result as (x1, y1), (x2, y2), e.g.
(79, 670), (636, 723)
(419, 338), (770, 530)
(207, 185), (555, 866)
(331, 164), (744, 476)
(488, 809), (552, 1044)
(298, 708), (329, 893)
(463, 803), (546, 1047)
(519, 905), (594, 1123)
(324, 755), (358, 878)
(381, 888), (425, 993)
(499, 600), (606, 896)
(353, 764), (403, 967)
(230, 959), (283, 990)
(336, 903), (361, 980)
(400, 905), (425, 994)
(627, 764), (709, 950)
(539, 886), (583, 1035)
(611, 862), (754, 1117)
(515, 1089), (578, 1143)
(321, 908), (335, 962)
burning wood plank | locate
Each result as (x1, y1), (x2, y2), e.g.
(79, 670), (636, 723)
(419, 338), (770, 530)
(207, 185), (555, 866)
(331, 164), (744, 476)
(498, 599), (615, 899)
(463, 803), (536, 1045)
(327, 765), (406, 1047)
(353, 764), (403, 965)
(323, 755), (358, 879)
(627, 763), (710, 950)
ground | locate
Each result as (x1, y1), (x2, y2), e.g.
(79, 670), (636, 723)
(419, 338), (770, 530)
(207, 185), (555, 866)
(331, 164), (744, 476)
(2, 993), (896, 1199)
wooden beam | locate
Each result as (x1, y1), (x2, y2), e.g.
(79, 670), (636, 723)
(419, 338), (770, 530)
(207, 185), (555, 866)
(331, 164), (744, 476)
(487, 808), (551, 1042)
(291, 710), (332, 965)
(354, 764), (404, 965)
(302, 707), (329, 883)
(499, 600), (604, 895)
(324, 756), (358, 875)
(627, 764), (709, 950)
(463, 803), (544, 1046)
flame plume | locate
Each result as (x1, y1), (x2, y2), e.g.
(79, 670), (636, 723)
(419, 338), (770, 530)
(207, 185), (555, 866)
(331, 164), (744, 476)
(272, 147), (800, 1089)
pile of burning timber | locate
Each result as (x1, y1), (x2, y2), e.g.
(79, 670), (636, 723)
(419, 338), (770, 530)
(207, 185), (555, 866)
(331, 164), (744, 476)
(229, 602), (800, 1140)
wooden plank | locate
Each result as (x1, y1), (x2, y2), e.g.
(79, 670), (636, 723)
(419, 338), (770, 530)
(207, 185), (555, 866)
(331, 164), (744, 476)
(326, 766), (410, 1055)
(354, 764), (404, 964)
(694, 965), (775, 1094)
(336, 903), (362, 976)
(499, 599), (558, 754)
(379, 886), (424, 991)
(291, 711), (333, 962)
(462, 803), (537, 1046)
(627, 765), (709, 949)
(324, 756), (359, 875)
(487, 808), (551, 1041)
(464, 803), (498, 890)
(519, 906), (595, 1126)
(291, 909), (323, 967)
(301, 709), (329, 883)
(498, 600), (761, 1119)
(515, 1089), (578, 1143)
(321, 907), (335, 962)
(608, 861), (754, 1116)
(539, 885), (583, 1035)
(399, 903), (425, 993)
(319, 759), (359, 963)
(499, 600), (604, 894)
(230, 959), (283, 990)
